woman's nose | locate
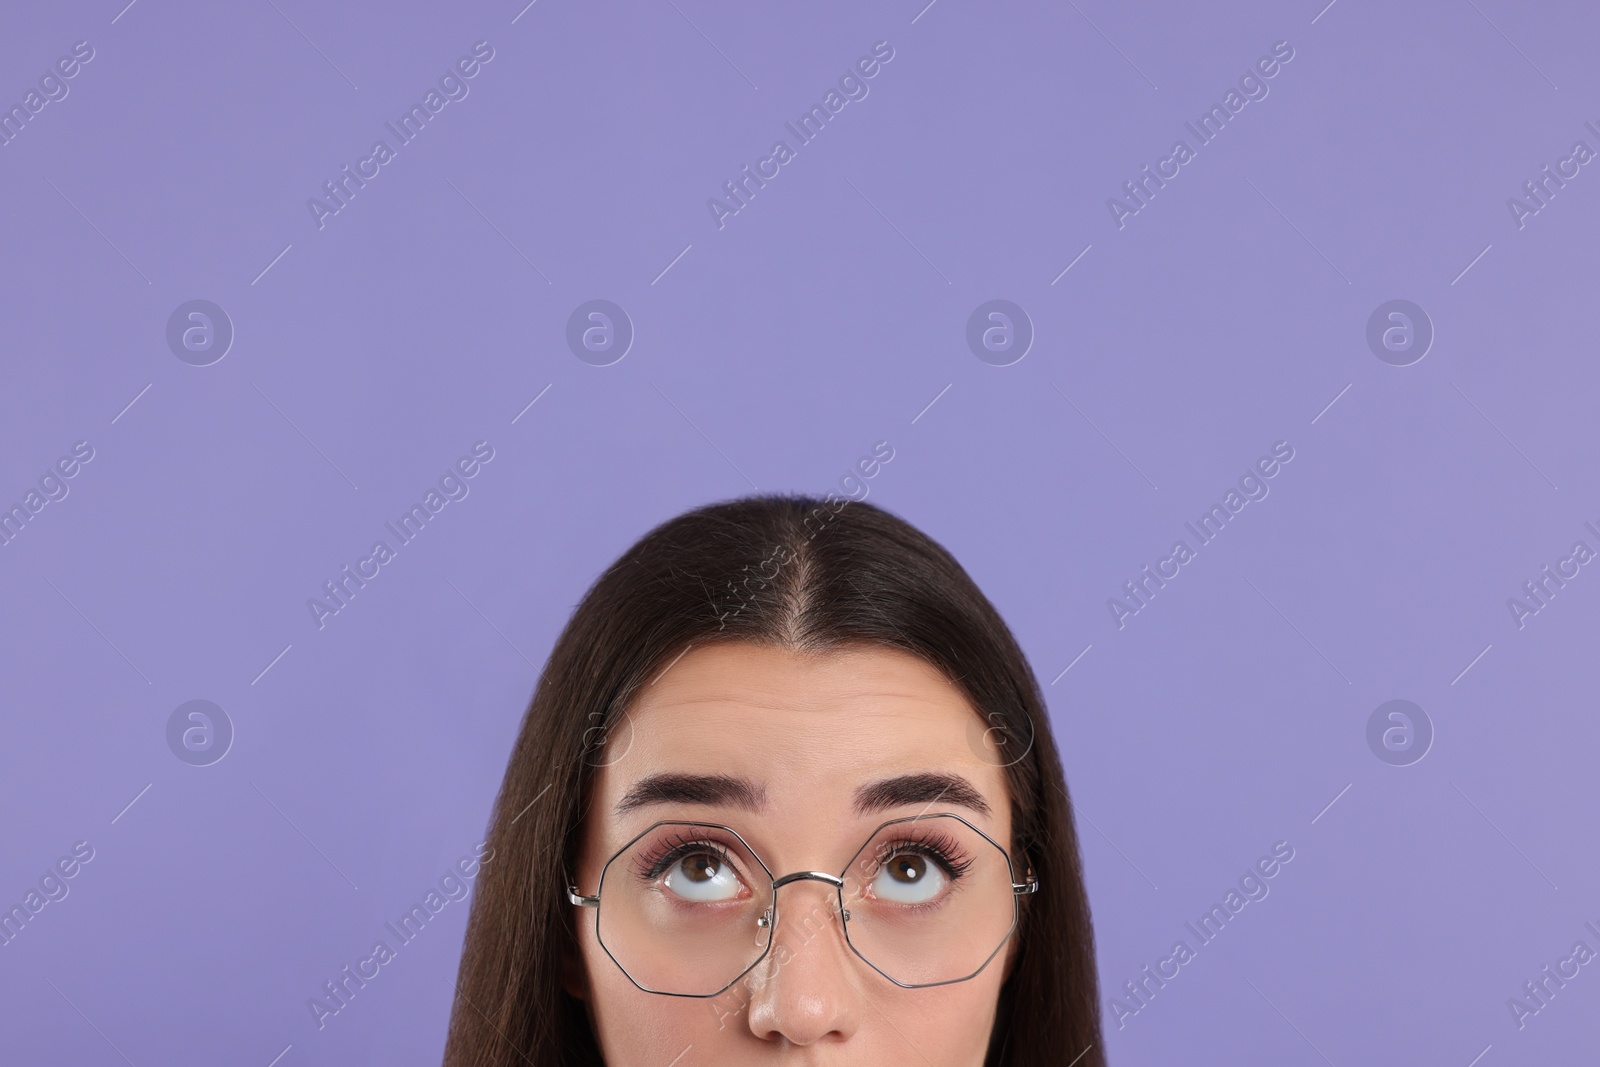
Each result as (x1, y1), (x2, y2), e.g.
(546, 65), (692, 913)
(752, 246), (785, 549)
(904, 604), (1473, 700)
(742, 877), (866, 1045)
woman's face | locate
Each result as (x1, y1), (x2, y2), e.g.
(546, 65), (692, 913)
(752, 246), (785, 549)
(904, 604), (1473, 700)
(567, 641), (1020, 1065)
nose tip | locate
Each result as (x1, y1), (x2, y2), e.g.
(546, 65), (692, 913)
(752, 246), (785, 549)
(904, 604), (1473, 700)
(742, 873), (865, 1044)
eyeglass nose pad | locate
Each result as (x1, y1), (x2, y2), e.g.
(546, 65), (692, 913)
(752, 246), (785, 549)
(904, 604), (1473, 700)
(754, 898), (850, 931)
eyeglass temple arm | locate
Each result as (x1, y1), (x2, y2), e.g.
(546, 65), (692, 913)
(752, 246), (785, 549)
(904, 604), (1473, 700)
(1012, 871), (1039, 895)
(567, 885), (600, 908)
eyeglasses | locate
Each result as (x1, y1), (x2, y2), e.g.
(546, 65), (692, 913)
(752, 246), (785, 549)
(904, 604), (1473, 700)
(565, 812), (1036, 997)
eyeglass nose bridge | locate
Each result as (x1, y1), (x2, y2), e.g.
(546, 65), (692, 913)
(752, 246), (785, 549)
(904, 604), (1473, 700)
(772, 870), (843, 890)
(761, 870), (848, 927)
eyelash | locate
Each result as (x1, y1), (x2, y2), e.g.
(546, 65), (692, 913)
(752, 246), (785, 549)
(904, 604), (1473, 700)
(635, 831), (740, 884)
(871, 830), (976, 883)
(634, 830), (976, 887)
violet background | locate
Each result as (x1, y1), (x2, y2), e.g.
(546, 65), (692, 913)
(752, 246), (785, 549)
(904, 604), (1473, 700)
(2, 0), (1597, 1063)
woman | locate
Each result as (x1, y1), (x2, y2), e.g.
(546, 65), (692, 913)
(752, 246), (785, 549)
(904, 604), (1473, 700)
(443, 493), (1104, 1065)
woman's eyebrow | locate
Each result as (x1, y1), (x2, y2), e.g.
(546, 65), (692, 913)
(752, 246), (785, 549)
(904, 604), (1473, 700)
(853, 771), (992, 818)
(613, 770), (991, 818)
(614, 773), (767, 815)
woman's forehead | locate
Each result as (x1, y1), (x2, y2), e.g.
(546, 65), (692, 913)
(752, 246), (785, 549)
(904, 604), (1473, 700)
(628, 642), (974, 752)
(634, 640), (967, 715)
(595, 642), (1010, 823)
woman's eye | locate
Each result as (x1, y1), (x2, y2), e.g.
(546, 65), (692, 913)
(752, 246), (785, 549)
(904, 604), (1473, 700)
(662, 852), (742, 901)
(871, 851), (947, 904)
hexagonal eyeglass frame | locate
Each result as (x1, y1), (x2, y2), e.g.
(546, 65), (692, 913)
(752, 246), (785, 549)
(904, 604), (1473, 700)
(564, 811), (1038, 998)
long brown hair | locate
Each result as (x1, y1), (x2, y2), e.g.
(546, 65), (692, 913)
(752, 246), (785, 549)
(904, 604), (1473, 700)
(442, 493), (1105, 1065)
